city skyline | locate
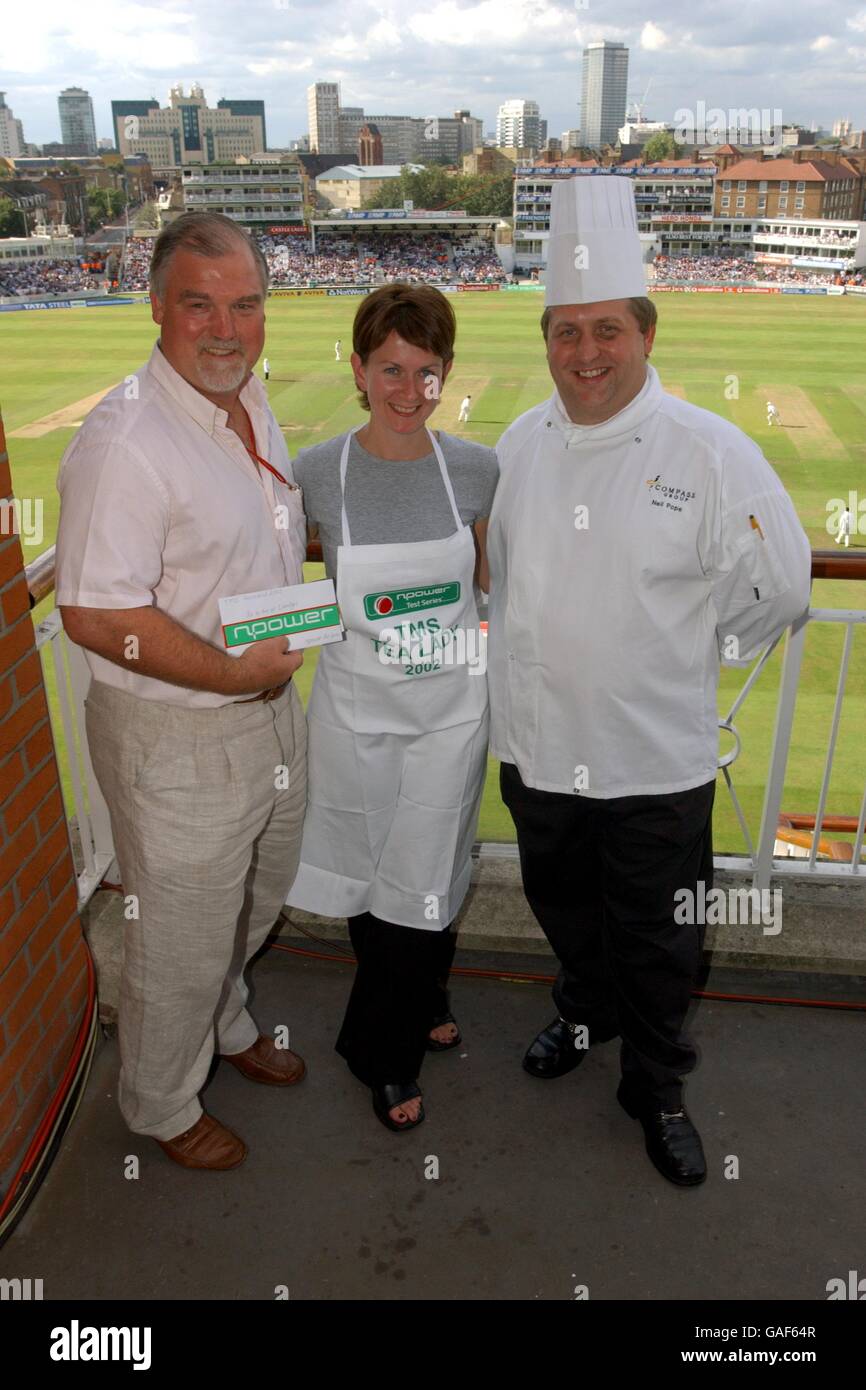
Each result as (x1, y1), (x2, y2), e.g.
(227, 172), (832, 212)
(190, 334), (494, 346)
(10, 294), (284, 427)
(3, 0), (865, 148)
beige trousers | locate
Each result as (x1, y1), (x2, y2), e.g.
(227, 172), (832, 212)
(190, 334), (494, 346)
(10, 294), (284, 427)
(85, 679), (307, 1139)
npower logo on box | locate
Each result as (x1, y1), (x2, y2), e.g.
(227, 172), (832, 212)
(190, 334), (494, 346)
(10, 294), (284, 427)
(364, 582), (461, 620)
(223, 603), (341, 648)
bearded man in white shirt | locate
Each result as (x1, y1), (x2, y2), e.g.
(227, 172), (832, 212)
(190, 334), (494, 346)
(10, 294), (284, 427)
(55, 213), (309, 1171)
(487, 178), (812, 1187)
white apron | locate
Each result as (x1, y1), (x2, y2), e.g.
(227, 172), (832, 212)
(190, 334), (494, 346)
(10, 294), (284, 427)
(288, 425), (489, 930)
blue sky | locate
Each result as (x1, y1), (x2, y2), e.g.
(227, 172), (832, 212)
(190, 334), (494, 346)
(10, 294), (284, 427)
(3, 0), (865, 146)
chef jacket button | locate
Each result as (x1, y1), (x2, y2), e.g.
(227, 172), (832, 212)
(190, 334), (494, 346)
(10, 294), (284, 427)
(507, 651), (515, 661)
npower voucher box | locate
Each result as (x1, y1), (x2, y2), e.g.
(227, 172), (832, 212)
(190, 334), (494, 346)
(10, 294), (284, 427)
(219, 579), (344, 656)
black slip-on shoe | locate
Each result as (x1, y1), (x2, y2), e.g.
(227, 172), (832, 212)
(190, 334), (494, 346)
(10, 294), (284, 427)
(617, 1082), (707, 1187)
(522, 1016), (590, 1079)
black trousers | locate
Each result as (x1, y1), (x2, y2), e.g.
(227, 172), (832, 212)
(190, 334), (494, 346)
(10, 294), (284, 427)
(335, 913), (456, 1088)
(500, 762), (715, 1109)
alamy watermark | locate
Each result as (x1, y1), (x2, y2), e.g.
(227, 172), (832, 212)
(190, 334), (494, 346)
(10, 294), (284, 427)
(1, 1277), (43, 1299)
(1, 497), (44, 546)
(674, 882), (782, 936)
(49, 1321), (151, 1370)
(673, 103), (783, 148)
(376, 621), (487, 675)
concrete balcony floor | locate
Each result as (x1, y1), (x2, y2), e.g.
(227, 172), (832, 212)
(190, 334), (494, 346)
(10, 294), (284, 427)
(2, 942), (864, 1302)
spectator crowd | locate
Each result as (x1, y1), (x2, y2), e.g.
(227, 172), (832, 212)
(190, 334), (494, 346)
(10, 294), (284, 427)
(0, 257), (108, 298)
(3, 235), (862, 298)
(120, 238), (156, 291)
(258, 229), (507, 288)
(652, 254), (863, 287)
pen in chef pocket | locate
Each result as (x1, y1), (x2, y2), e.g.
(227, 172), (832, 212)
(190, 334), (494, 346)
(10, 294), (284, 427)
(749, 514), (764, 599)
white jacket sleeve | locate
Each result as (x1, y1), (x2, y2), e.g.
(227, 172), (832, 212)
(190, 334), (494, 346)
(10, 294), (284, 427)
(706, 436), (812, 666)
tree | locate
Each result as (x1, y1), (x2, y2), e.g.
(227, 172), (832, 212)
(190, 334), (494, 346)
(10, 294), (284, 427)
(134, 201), (159, 229)
(0, 196), (27, 237)
(459, 175), (513, 217)
(642, 132), (678, 163)
(362, 164), (453, 210)
(86, 188), (108, 232)
(362, 167), (513, 216)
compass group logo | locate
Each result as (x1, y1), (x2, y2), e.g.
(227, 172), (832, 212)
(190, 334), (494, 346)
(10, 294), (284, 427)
(645, 474), (697, 504)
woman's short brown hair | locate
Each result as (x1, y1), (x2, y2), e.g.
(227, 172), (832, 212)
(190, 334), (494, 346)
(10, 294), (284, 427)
(352, 283), (457, 411)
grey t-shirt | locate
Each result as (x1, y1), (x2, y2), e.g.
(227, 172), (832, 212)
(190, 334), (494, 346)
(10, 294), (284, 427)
(293, 429), (499, 581)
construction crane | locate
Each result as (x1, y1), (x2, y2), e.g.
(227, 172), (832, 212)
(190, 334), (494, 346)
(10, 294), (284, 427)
(627, 79), (654, 124)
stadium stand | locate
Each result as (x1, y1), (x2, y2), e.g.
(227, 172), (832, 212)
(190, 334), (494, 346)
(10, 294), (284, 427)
(259, 229), (506, 288)
(652, 255), (864, 287)
(0, 258), (107, 297)
(120, 238), (155, 291)
(2, 235), (861, 298)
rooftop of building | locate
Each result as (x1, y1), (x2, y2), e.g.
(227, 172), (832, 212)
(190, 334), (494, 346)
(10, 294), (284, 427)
(719, 156), (862, 181)
(316, 163), (425, 181)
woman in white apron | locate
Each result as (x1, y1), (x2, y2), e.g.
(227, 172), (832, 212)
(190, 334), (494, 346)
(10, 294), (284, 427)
(289, 284), (497, 1132)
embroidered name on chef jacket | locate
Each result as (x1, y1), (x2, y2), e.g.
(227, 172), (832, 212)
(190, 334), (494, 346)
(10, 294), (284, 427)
(645, 474), (697, 513)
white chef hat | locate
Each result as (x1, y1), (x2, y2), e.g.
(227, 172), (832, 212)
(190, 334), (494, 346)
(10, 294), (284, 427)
(544, 175), (647, 306)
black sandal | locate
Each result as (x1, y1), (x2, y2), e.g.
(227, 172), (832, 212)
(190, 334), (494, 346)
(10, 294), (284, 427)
(371, 1082), (425, 1133)
(426, 1011), (462, 1053)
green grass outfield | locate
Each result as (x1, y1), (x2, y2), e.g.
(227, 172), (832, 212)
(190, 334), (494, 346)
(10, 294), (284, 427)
(3, 291), (865, 852)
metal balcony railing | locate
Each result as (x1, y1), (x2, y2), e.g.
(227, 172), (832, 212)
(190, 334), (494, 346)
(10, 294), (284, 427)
(24, 544), (866, 907)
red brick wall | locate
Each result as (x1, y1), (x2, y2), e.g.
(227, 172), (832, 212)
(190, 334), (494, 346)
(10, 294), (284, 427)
(0, 412), (89, 1197)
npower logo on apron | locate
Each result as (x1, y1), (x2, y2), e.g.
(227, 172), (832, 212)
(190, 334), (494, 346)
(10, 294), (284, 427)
(364, 582), (461, 620)
(223, 603), (342, 648)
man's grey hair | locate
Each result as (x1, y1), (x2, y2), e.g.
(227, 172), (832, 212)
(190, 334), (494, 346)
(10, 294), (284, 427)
(149, 212), (269, 299)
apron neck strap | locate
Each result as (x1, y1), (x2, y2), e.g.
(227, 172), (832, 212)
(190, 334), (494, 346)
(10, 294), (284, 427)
(338, 425), (462, 547)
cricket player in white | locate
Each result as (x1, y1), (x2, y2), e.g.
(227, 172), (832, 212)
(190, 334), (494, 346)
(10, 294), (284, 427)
(263, 355), (270, 381)
(458, 394), (472, 424)
(767, 400), (781, 427)
(335, 339), (342, 361)
(487, 175), (812, 1187)
(835, 507), (852, 547)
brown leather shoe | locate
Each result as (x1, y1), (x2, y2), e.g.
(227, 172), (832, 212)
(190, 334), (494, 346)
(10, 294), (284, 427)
(222, 1034), (306, 1086)
(155, 1113), (247, 1170)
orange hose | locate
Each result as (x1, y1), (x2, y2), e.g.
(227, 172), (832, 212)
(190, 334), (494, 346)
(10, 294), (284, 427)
(271, 941), (866, 1011)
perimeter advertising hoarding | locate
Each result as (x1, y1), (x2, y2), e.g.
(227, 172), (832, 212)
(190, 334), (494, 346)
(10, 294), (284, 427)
(267, 224), (307, 235)
(268, 286), (371, 297)
(0, 297), (135, 312)
(649, 285), (783, 294)
(517, 165), (715, 178)
(330, 209), (468, 221)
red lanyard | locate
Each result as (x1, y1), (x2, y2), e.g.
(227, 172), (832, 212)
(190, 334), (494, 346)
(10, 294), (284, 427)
(241, 406), (289, 486)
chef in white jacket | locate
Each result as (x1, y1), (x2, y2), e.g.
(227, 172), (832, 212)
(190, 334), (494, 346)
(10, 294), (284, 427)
(487, 175), (812, 1187)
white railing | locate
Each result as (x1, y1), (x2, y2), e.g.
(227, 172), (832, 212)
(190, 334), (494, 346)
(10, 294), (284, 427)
(30, 594), (116, 909)
(25, 549), (866, 896)
(717, 557), (866, 886)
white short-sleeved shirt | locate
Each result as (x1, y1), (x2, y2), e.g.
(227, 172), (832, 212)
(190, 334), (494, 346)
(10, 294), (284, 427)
(55, 342), (307, 707)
